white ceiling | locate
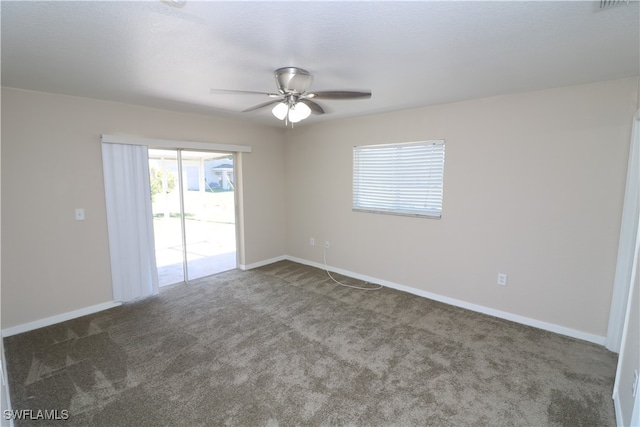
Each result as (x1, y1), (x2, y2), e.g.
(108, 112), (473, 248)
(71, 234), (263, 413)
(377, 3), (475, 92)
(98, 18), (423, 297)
(2, 1), (638, 127)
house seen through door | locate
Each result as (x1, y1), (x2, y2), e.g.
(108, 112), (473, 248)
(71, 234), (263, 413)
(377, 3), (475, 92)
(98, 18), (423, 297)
(148, 149), (237, 286)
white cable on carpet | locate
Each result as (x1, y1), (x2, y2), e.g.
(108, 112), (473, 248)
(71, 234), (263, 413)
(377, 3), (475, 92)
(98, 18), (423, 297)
(323, 246), (383, 291)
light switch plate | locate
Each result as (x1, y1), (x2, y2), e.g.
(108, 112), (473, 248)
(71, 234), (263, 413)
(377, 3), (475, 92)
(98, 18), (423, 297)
(75, 208), (85, 221)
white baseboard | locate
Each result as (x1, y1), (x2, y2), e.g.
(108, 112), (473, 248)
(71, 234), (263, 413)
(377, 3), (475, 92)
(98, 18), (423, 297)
(239, 255), (286, 271)
(1, 256), (606, 347)
(1, 301), (121, 337)
(285, 255), (606, 346)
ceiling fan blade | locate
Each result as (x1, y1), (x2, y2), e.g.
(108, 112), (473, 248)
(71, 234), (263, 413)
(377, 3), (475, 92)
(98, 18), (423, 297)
(305, 90), (371, 100)
(242, 99), (283, 113)
(211, 88), (281, 98)
(299, 99), (325, 115)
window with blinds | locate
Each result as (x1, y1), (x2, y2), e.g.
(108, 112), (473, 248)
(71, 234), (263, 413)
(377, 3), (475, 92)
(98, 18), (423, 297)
(353, 140), (445, 218)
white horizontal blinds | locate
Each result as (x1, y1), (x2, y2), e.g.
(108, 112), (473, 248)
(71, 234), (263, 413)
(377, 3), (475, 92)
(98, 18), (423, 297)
(353, 140), (445, 218)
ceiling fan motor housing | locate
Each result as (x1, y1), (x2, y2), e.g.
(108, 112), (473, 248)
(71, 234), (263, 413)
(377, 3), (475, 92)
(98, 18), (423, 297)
(274, 67), (314, 94)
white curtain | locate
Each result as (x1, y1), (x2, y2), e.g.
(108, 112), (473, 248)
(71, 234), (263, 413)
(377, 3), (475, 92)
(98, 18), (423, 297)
(606, 111), (640, 352)
(102, 142), (159, 302)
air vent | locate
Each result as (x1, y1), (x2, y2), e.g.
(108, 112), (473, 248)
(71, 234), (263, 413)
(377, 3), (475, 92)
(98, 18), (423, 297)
(599, 0), (630, 10)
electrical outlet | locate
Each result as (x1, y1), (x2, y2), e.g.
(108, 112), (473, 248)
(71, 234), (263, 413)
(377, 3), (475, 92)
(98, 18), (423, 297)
(310, 237), (315, 246)
(497, 273), (507, 286)
(325, 241), (330, 249)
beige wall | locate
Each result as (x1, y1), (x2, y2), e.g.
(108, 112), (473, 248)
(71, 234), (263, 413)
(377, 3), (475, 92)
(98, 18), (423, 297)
(285, 78), (638, 337)
(1, 88), (286, 328)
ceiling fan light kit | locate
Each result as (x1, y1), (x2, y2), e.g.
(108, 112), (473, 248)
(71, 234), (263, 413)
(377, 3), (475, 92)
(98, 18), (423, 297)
(272, 102), (289, 120)
(289, 102), (311, 123)
(274, 100), (311, 124)
(210, 67), (371, 126)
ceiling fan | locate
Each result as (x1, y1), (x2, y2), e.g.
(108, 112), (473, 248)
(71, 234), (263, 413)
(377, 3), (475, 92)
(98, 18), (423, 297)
(210, 67), (371, 125)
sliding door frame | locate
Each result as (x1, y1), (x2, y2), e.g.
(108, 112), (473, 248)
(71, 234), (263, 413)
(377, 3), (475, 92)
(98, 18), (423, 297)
(101, 134), (251, 272)
(176, 150), (188, 281)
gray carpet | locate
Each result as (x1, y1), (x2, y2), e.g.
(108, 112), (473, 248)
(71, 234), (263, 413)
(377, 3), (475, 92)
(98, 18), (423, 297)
(3, 260), (617, 426)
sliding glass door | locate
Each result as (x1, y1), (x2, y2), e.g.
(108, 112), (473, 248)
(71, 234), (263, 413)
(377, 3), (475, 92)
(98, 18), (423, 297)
(148, 149), (237, 286)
